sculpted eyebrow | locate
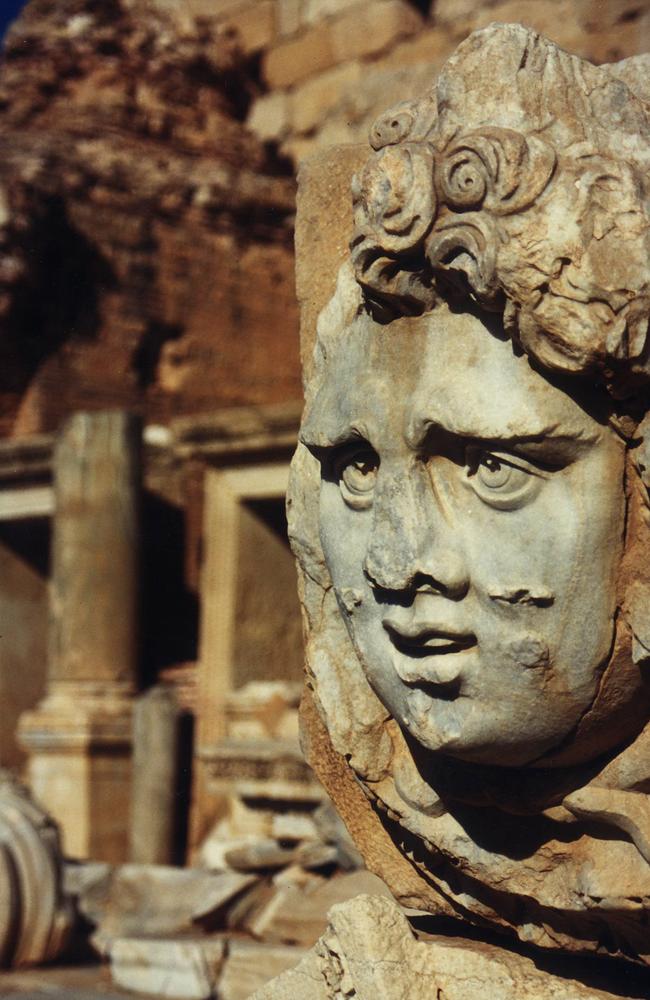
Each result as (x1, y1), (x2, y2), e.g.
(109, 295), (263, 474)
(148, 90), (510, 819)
(300, 419), (370, 452)
(407, 419), (601, 454)
(495, 435), (601, 467)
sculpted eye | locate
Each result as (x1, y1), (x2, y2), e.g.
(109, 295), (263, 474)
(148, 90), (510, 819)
(466, 448), (542, 510)
(477, 454), (517, 489)
(334, 445), (379, 510)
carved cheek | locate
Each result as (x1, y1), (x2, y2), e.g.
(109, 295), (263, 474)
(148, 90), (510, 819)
(449, 484), (572, 645)
(319, 478), (372, 592)
(462, 448), (623, 686)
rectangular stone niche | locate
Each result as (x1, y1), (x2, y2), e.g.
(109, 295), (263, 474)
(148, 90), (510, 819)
(191, 462), (323, 852)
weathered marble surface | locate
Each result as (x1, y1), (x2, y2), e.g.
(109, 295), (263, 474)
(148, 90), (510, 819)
(286, 19), (650, 980)
(253, 895), (641, 1000)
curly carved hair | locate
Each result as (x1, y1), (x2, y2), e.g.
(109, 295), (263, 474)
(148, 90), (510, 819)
(350, 24), (650, 403)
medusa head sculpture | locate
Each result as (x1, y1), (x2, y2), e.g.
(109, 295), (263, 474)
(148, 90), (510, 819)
(288, 24), (650, 965)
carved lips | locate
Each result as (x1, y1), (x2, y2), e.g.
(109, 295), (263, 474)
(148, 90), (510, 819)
(382, 610), (476, 689)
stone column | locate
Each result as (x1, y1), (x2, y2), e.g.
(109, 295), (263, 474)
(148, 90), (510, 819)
(19, 411), (141, 862)
(129, 685), (181, 865)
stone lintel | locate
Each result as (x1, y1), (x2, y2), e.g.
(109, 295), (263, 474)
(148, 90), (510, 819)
(170, 400), (302, 463)
(0, 404), (302, 514)
(0, 432), (54, 486)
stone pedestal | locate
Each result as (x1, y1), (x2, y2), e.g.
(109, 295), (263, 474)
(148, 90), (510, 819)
(19, 411), (141, 862)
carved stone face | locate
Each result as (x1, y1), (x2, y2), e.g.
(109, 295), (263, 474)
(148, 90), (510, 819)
(288, 23), (650, 967)
(304, 303), (627, 767)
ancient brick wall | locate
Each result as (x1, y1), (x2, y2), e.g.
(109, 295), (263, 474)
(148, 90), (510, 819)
(1, 0), (649, 436)
(0, 0), (299, 437)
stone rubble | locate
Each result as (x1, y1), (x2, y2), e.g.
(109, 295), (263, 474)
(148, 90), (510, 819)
(72, 864), (257, 954)
(110, 937), (226, 1000)
(62, 818), (387, 997)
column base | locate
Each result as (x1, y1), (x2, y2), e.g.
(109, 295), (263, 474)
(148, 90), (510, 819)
(18, 681), (133, 862)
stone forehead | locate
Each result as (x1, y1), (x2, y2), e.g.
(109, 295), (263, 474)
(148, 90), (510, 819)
(302, 307), (608, 448)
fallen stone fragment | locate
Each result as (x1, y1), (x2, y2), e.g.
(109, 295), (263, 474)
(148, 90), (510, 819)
(199, 834), (269, 873)
(219, 940), (307, 1000)
(77, 865), (257, 952)
(244, 869), (393, 946)
(224, 839), (298, 872)
(64, 861), (113, 900)
(225, 878), (277, 932)
(293, 841), (339, 869)
(224, 836), (340, 874)
(109, 936), (225, 1000)
(271, 812), (320, 842)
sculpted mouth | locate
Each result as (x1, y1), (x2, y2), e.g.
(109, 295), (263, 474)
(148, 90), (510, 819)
(383, 623), (477, 659)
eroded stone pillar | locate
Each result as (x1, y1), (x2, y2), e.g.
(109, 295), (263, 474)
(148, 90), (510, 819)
(19, 411), (141, 862)
(129, 685), (181, 865)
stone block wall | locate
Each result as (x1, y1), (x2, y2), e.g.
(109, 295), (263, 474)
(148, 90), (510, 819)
(241, 0), (650, 163)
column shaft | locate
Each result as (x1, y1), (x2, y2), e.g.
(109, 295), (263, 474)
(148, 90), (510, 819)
(19, 411), (141, 862)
